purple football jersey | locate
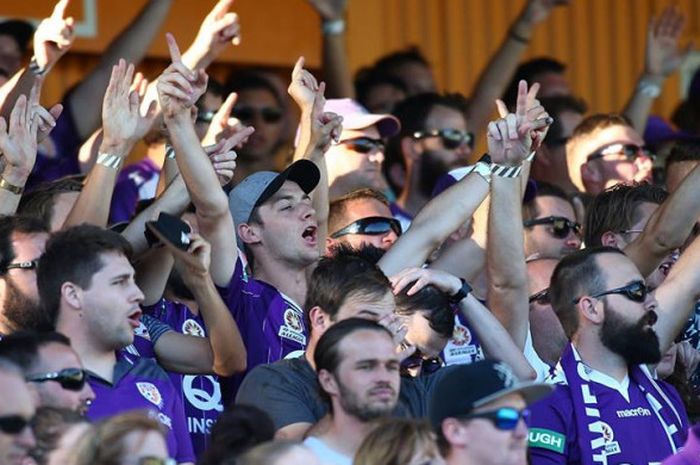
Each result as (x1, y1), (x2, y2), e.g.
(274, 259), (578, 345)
(109, 159), (161, 224)
(217, 258), (307, 401)
(87, 351), (195, 463)
(529, 365), (688, 465)
(144, 298), (223, 456)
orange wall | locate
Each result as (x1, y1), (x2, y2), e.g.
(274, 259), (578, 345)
(8, 0), (700, 123)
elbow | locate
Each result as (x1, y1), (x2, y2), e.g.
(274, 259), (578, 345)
(519, 364), (538, 381)
(196, 191), (230, 221)
(213, 351), (247, 377)
(489, 276), (528, 293)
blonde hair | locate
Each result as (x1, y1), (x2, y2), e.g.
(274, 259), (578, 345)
(67, 411), (166, 465)
(354, 418), (440, 465)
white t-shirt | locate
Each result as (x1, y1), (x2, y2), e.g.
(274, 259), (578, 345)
(303, 436), (353, 465)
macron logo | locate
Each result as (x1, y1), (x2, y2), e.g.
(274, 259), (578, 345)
(616, 407), (652, 418)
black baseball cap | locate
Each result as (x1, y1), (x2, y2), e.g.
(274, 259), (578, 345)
(428, 359), (553, 430)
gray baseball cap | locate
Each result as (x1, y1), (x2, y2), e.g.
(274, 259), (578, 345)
(229, 159), (320, 249)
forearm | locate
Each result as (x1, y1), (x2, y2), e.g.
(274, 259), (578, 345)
(69, 0), (173, 139)
(379, 173), (489, 276)
(487, 175), (529, 349)
(76, 130), (104, 173)
(135, 248), (175, 306)
(621, 74), (664, 135)
(322, 32), (354, 99)
(156, 153), (178, 197)
(0, 166), (30, 216)
(459, 295), (536, 380)
(188, 274), (247, 376)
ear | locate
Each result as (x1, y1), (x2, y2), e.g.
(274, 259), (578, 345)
(308, 306), (329, 332)
(61, 282), (82, 310)
(237, 222), (261, 246)
(577, 296), (603, 326)
(325, 237), (338, 255)
(600, 231), (619, 248)
(442, 418), (469, 448)
(318, 369), (340, 397)
(581, 162), (602, 189)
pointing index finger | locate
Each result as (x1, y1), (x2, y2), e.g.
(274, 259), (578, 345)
(51, 0), (70, 20)
(166, 33), (183, 65)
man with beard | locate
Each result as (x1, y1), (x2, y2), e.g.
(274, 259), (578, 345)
(0, 216), (50, 333)
(528, 245), (700, 464)
(0, 331), (95, 415)
(384, 93), (473, 231)
(303, 318), (400, 465)
(322, 99), (400, 199)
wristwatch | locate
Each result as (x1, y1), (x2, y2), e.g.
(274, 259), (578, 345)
(449, 278), (473, 304)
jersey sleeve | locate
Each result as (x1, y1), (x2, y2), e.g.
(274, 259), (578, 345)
(216, 256), (246, 322)
(528, 390), (573, 465)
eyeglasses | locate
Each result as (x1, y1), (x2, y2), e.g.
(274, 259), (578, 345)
(459, 407), (530, 431)
(6, 260), (39, 271)
(572, 280), (649, 304)
(136, 457), (177, 465)
(586, 143), (655, 163)
(330, 216), (402, 239)
(529, 288), (550, 306)
(523, 216), (581, 239)
(26, 368), (88, 391)
(340, 137), (385, 154)
(0, 415), (32, 435)
(412, 129), (475, 150)
(232, 106), (283, 124)
(401, 350), (443, 375)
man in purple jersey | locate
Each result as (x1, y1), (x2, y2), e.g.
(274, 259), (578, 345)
(528, 244), (700, 465)
(37, 225), (194, 464)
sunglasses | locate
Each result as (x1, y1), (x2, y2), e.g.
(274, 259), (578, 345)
(330, 216), (402, 239)
(6, 259), (39, 272)
(401, 350), (443, 375)
(340, 137), (385, 154)
(412, 129), (475, 150)
(27, 368), (87, 391)
(232, 106), (283, 124)
(459, 407), (530, 431)
(573, 280), (649, 304)
(0, 415), (31, 435)
(137, 457), (177, 465)
(523, 216), (581, 239)
(529, 288), (550, 306)
(586, 143), (655, 163)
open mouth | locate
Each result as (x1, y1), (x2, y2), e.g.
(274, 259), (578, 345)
(302, 225), (317, 246)
(127, 309), (143, 329)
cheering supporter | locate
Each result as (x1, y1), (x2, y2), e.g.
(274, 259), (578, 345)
(0, 331), (94, 414)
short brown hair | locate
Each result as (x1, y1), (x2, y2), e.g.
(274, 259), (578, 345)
(328, 188), (390, 235)
(18, 175), (84, 229)
(355, 418), (439, 464)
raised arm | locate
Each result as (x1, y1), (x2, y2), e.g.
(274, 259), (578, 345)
(62, 61), (156, 228)
(67, 0), (173, 140)
(181, 0), (241, 71)
(466, 0), (568, 136)
(158, 33), (252, 286)
(622, 6), (690, 134)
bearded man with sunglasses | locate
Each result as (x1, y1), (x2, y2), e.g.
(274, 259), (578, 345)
(527, 243), (700, 464)
(322, 99), (400, 199)
(0, 358), (35, 465)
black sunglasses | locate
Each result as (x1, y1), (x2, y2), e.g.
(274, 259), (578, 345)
(413, 129), (475, 150)
(330, 216), (402, 239)
(232, 106), (283, 124)
(27, 368), (87, 391)
(459, 407), (530, 431)
(529, 288), (550, 305)
(401, 349), (443, 375)
(6, 259), (39, 271)
(340, 137), (385, 154)
(573, 280), (649, 304)
(523, 216), (581, 239)
(586, 143), (655, 163)
(0, 415), (31, 435)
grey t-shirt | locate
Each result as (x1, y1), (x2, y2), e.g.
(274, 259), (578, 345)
(235, 355), (451, 430)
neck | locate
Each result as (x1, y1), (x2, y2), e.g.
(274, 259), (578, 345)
(572, 333), (628, 382)
(57, 320), (116, 381)
(253, 257), (308, 306)
(305, 334), (321, 369)
(317, 407), (374, 457)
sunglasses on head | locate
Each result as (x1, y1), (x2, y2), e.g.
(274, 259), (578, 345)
(330, 216), (402, 239)
(340, 137), (385, 154)
(523, 216), (581, 239)
(5, 259), (39, 272)
(459, 407), (530, 431)
(232, 106), (283, 124)
(401, 350), (443, 375)
(586, 143), (655, 163)
(0, 415), (31, 435)
(573, 280), (649, 304)
(412, 128), (475, 150)
(529, 288), (550, 306)
(27, 367), (87, 391)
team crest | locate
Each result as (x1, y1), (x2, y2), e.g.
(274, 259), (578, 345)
(284, 309), (303, 332)
(600, 422), (621, 456)
(182, 319), (205, 338)
(137, 382), (163, 409)
(278, 308), (306, 345)
(451, 324), (471, 346)
(133, 321), (149, 338)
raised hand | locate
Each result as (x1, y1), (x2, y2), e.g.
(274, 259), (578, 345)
(307, 0), (348, 21)
(288, 57), (320, 111)
(390, 267), (462, 297)
(101, 59), (158, 151)
(521, 0), (569, 24)
(167, 232), (213, 282)
(0, 85), (40, 185)
(157, 34), (209, 119)
(645, 5), (691, 78)
(201, 92), (247, 145)
(35, 103), (63, 144)
(204, 124), (254, 186)
(33, 0), (75, 71)
(190, 0), (241, 61)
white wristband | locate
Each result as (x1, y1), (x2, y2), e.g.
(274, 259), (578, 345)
(490, 162), (522, 178)
(322, 19), (345, 35)
(96, 153), (123, 170)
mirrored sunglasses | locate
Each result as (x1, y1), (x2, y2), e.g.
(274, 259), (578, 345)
(330, 216), (402, 239)
(573, 280), (649, 304)
(27, 367), (87, 391)
(586, 143), (655, 162)
(523, 216), (581, 239)
(459, 407), (530, 431)
(412, 128), (475, 150)
(340, 137), (385, 154)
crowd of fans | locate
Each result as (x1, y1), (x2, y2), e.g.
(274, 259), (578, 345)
(2, 0), (700, 464)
